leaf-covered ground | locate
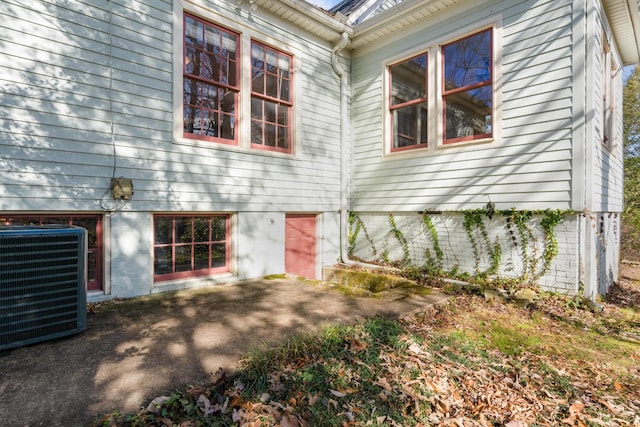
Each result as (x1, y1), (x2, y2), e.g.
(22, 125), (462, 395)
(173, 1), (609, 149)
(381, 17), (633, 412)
(94, 270), (640, 427)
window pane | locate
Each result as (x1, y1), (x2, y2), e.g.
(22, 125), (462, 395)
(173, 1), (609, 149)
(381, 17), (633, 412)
(266, 72), (278, 98)
(222, 32), (237, 60)
(278, 126), (289, 149)
(73, 217), (97, 246)
(225, 58), (237, 86)
(264, 100), (276, 123)
(201, 83), (218, 109)
(392, 103), (428, 149)
(266, 124), (276, 146)
(251, 120), (263, 145)
(194, 244), (210, 270)
(185, 46), (197, 74)
(175, 217), (192, 243)
(445, 86), (492, 140)
(252, 44), (264, 68)
(175, 246), (192, 272)
(211, 243), (226, 268)
(154, 247), (172, 275)
(391, 53), (427, 106)
(154, 217), (173, 244)
(443, 29), (491, 91)
(212, 217), (226, 241)
(194, 218), (210, 242)
(204, 25), (220, 53)
(277, 105), (289, 126)
(251, 98), (262, 119)
(280, 77), (290, 102)
(185, 16), (202, 48)
(220, 112), (234, 139)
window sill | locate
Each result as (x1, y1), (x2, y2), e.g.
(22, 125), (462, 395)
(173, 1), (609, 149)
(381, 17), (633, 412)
(173, 136), (296, 159)
(152, 272), (236, 293)
(383, 136), (499, 160)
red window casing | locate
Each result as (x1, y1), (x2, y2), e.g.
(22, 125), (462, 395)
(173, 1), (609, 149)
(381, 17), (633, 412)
(153, 215), (230, 282)
(442, 28), (493, 144)
(183, 13), (240, 145)
(2, 214), (103, 292)
(250, 41), (293, 153)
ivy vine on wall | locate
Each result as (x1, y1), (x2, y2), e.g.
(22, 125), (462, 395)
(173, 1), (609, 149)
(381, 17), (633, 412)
(347, 209), (571, 289)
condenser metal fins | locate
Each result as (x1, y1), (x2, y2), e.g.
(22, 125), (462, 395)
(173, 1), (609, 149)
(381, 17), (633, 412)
(0, 225), (87, 351)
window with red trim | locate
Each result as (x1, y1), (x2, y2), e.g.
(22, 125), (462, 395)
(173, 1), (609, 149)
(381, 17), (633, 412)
(2, 214), (103, 292)
(389, 53), (429, 151)
(251, 41), (293, 153)
(153, 215), (229, 281)
(442, 28), (493, 144)
(183, 14), (239, 144)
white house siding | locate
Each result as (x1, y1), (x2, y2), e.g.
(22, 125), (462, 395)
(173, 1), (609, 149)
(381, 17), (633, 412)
(0, 0), (343, 300)
(348, 0), (585, 292)
(590, 0), (625, 214)
(351, 0), (575, 212)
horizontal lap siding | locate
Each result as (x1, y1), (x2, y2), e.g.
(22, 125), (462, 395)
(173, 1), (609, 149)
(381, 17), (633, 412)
(590, 1), (624, 213)
(351, 0), (575, 212)
(0, 0), (342, 213)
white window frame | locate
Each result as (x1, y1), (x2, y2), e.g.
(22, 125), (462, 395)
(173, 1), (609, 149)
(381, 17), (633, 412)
(382, 18), (503, 158)
(172, 1), (300, 157)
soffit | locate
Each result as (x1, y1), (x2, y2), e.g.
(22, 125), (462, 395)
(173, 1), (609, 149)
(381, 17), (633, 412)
(602, 0), (640, 64)
(350, 0), (464, 49)
(252, 0), (352, 44)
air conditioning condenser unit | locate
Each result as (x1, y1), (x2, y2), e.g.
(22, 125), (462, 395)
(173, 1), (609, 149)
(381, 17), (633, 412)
(0, 225), (87, 351)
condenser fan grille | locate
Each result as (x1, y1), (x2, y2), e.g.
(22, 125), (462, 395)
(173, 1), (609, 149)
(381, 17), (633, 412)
(0, 226), (87, 350)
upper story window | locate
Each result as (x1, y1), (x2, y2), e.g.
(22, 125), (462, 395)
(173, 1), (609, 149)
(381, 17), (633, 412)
(386, 27), (496, 153)
(251, 41), (293, 153)
(442, 28), (493, 144)
(183, 14), (239, 144)
(389, 53), (428, 151)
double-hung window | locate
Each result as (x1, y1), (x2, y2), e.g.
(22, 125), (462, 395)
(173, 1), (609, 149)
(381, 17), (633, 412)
(251, 41), (293, 153)
(387, 27), (495, 152)
(183, 14), (239, 144)
(181, 13), (295, 153)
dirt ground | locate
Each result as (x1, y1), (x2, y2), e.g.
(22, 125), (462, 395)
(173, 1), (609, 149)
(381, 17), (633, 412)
(0, 276), (449, 427)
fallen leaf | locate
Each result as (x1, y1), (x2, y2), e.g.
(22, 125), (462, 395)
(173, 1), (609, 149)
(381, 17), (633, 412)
(279, 413), (300, 427)
(569, 401), (585, 415)
(349, 338), (368, 352)
(307, 393), (319, 406)
(146, 396), (170, 413)
(330, 389), (346, 397)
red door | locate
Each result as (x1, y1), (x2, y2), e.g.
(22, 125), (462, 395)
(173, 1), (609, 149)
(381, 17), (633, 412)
(285, 214), (317, 279)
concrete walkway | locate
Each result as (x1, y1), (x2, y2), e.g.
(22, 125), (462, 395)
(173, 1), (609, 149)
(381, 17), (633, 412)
(0, 276), (448, 426)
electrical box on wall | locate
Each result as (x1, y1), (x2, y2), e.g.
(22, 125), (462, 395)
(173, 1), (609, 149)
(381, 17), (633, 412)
(111, 177), (134, 200)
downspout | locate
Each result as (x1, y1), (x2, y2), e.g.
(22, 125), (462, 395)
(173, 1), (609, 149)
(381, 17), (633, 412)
(330, 33), (414, 272)
(331, 32), (354, 265)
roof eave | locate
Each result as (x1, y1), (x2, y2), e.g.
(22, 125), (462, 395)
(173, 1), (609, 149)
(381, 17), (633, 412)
(252, 0), (352, 43)
(603, 0), (640, 64)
